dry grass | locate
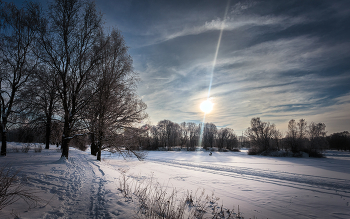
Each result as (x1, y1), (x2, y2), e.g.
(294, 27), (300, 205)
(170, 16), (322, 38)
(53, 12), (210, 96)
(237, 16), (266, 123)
(117, 169), (245, 219)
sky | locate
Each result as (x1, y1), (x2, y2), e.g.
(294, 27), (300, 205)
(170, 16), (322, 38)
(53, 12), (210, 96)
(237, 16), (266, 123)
(11, 0), (350, 134)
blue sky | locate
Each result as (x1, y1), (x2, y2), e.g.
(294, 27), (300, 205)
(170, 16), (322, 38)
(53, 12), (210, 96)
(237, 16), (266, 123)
(12, 0), (350, 134)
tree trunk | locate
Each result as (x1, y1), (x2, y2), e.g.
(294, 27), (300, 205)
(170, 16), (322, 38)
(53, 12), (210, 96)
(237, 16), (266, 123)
(1, 117), (8, 156)
(61, 117), (71, 159)
(97, 144), (101, 161)
(91, 132), (97, 156)
(45, 117), (52, 149)
(1, 125), (7, 156)
(96, 131), (103, 161)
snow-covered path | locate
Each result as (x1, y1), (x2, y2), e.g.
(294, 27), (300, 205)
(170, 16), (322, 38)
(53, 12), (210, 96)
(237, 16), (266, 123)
(104, 150), (350, 219)
(0, 144), (135, 219)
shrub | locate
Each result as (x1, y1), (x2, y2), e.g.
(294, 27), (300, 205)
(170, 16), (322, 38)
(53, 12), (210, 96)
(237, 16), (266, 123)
(247, 147), (259, 155)
(21, 144), (30, 153)
(34, 144), (43, 153)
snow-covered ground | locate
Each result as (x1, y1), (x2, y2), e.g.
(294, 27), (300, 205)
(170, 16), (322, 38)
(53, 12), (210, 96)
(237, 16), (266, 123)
(0, 143), (136, 219)
(103, 149), (350, 219)
(1, 143), (350, 219)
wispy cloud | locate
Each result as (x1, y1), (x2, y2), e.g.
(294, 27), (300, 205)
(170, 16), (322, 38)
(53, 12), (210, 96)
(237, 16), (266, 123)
(120, 0), (350, 133)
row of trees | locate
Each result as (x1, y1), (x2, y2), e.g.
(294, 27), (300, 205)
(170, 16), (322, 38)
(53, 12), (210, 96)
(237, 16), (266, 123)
(245, 118), (330, 156)
(137, 120), (239, 151)
(327, 131), (350, 151)
(0, 0), (147, 160)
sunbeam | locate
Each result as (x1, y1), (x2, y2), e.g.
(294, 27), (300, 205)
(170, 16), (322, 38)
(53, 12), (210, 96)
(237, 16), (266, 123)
(199, 0), (231, 147)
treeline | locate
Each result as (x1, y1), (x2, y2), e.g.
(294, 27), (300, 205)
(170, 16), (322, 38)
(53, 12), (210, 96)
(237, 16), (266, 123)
(135, 117), (349, 157)
(137, 120), (239, 151)
(246, 118), (350, 157)
(327, 131), (350, 151)
(0, 0), (147, 160)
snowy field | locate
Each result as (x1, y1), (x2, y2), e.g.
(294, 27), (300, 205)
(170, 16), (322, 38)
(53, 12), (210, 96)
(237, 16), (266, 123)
(0, 143), (350, 219)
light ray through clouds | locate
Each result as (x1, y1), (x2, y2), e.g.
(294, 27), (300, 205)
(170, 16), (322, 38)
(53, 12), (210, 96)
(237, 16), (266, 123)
(199, 0), (231, 146)
(93, 0), (350, 134)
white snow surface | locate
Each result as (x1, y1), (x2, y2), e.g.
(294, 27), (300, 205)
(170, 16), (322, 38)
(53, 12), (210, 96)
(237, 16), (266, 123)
(1, 143), (350, 219)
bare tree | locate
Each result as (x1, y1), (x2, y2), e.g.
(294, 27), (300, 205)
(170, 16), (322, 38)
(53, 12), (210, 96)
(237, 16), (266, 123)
(18, 67), (60, 149)
(286, 119), (298, 152)
(245, 117), (278, 154)
(179, 122), (188, 149)
(37, 0), (103, 159)
(150, 125), (161, 150)
(226, 130), (239, 150)
(187, 122), (198, 150)
(202, 123), (217, 149)
(158, 120), (174, 148)
(217, 128), (229, 150)
(85, 30), (147, 161)
(217, 127), (237, 150)
(285, 119), (308, 152)
(307, 122), (328, 156)
(0, 1), (41, 155)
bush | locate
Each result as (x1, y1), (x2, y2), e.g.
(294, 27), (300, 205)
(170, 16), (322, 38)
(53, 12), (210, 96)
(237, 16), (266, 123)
(247, 147), (259, 155)
(21, 144), (30, 153)
(34, 144), (42, 153)
(303, 149), (325, 158)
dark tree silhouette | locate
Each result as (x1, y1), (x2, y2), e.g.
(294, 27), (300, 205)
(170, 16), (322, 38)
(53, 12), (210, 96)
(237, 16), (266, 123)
(37, 0), (103, 159)
(0, 1), (42, 155)
(85, 30), (147, 161)
(245, 117), (278, 154)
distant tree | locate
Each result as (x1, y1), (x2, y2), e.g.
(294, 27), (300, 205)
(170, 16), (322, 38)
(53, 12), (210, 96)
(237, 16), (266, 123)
(272, 128), (282, 151)
(307, 122), (328, 157)
(285, 119), (308, 152)
(169, 122), (180, 147)
(150, 125), (161, 150)
(327, 131), (350, 151)
(158, 120), (174, 148)
(286, 119), (298, 152)
(179, 122), (188, 149)
(202, 123), (217, 149)
(187, 122), (198, 150)
(0, 1), (42, 155)
(245, 117), (278, 154)
(226, 131), (239, 150)
(217, 127), (238, 150)
(297, 119), (308, 141)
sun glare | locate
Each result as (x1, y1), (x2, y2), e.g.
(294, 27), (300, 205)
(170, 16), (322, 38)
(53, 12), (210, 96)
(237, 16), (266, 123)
(200, 99), (214, 114)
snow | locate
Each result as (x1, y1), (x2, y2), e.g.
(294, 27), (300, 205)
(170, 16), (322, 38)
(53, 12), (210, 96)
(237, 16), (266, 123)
(101, 149), (350, 219)
(0, 143), (136, 219)
(1, 143), (350, 219)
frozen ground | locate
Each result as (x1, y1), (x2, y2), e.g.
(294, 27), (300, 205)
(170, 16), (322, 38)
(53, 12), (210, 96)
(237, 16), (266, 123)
(0, 143), (349, 219)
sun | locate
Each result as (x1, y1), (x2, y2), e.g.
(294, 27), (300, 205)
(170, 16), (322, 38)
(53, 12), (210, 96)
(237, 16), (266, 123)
(200, 99), (214, 114)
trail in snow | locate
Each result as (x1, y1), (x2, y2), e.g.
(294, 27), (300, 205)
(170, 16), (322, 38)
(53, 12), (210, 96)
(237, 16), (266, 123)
(0, 144), (135, 219)
(147, 157), (350, 197)
(103, 150), (350, 219)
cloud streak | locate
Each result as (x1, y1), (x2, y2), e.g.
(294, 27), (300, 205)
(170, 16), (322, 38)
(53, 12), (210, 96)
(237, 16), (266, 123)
(94, 0), (350, 134)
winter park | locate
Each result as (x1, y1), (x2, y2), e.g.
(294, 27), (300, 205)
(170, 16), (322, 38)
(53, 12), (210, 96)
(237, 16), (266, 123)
(1, 0), (350, 218)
